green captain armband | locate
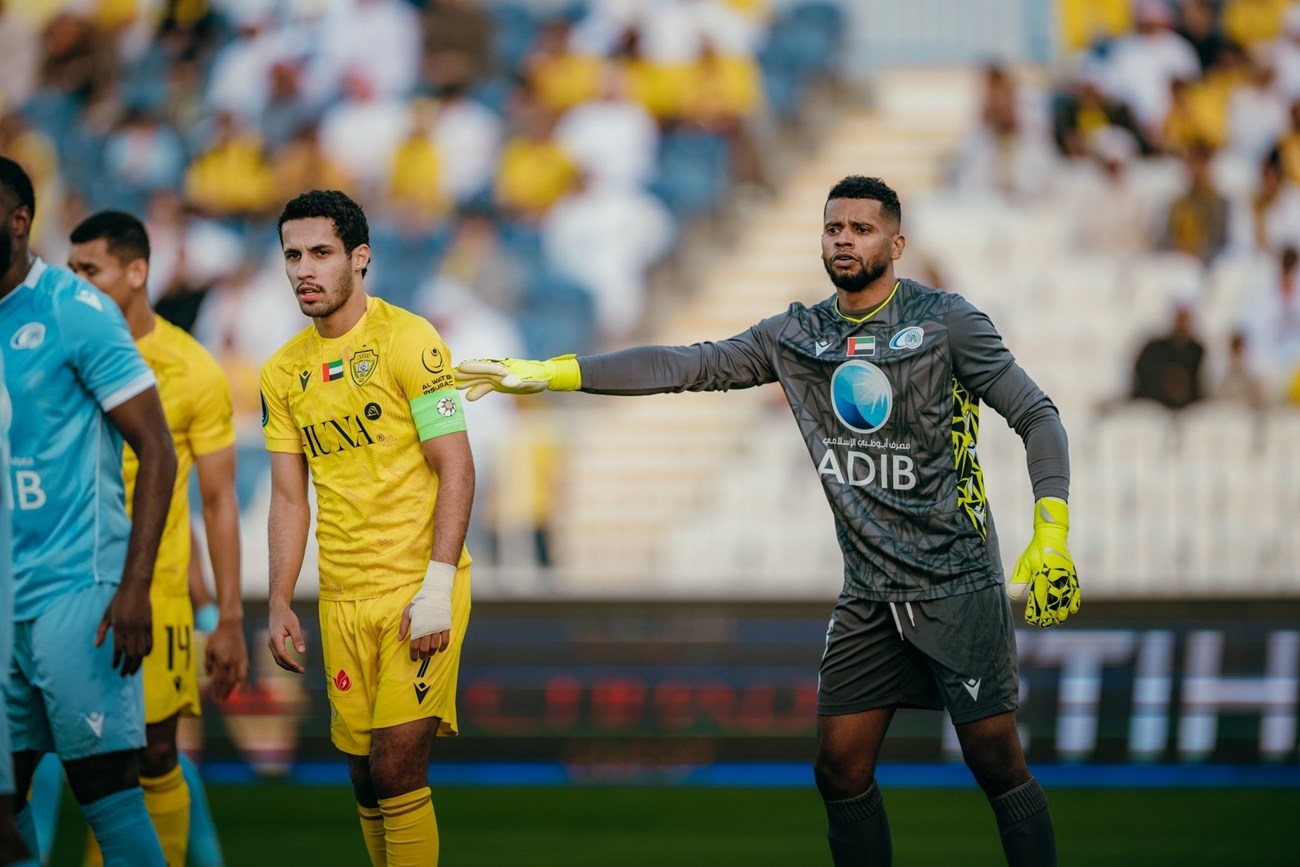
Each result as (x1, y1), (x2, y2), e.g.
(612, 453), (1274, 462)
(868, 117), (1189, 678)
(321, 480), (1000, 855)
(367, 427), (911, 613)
(410, 389), (468, 440)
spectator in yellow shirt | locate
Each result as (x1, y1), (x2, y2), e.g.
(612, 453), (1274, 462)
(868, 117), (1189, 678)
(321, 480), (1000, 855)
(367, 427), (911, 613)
(184, 112), (275, 218)
(494, 91), (577, 220)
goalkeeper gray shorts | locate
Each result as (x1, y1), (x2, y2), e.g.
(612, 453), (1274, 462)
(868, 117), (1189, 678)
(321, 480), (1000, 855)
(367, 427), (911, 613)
(816, 584), (1019, 725)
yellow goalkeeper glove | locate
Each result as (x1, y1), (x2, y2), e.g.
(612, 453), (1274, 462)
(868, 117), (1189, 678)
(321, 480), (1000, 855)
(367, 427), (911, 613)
(1008, 497), (1081, 628)
(454, 355), (582, 401)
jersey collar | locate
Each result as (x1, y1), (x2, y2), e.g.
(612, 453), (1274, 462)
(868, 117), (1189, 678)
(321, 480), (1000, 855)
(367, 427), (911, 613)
(0, 257), (43, 310)
(21, 257), (46, 289)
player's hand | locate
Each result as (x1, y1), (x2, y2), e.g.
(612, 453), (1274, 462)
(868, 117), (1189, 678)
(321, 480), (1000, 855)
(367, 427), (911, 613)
(267, 603), (307, 674)
(1008, 497), (1081, 628)
(96, 581), (153, 677)
(454, 355), (581, 401)
(206, 618), (250, 699)
(399, 606), (449, 661)
(399, 561), (455, 660)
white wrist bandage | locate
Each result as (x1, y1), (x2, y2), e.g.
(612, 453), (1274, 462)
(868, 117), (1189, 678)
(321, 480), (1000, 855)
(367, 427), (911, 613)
(408, 561), (455, 640)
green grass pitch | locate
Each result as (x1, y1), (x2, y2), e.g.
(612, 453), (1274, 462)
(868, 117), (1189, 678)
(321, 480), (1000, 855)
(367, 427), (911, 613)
(48, 784), (1299, 865)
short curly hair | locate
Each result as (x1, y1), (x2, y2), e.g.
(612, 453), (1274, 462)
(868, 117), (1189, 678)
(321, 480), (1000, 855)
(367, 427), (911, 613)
(825, 175), (901, 230)
(277, 190), (370, 275)
(0, 156), (36, 218)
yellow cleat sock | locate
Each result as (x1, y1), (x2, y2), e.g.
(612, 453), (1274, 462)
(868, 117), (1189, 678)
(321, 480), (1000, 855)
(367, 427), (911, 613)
(357, 804), (387, 867)
(379, 788), (439, 867)
(140, 766), (191, 867)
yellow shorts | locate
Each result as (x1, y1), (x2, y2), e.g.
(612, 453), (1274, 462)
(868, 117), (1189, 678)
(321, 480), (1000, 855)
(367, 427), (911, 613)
(320, 564), (471, 755)
(142, 593), (201, 724)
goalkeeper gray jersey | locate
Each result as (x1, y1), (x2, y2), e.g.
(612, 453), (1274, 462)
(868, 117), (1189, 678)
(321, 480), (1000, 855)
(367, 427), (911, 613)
(578, 278), (1069, 601)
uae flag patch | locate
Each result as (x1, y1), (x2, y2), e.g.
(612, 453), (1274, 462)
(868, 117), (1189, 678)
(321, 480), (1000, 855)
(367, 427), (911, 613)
(846, 335), (875, 357)
(322, 358), (345, 381)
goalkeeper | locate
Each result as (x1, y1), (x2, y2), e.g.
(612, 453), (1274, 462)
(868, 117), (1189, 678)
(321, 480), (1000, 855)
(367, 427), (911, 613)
(458, 175), (1078, 867)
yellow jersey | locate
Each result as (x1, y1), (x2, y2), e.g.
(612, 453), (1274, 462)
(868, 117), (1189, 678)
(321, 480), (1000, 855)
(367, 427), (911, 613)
(260, 296), (470, 601)
(123, 315), (236, 598)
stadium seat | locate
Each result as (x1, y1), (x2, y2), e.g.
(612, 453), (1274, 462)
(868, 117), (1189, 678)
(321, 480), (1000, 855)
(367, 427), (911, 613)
(651, 130), (731, 221)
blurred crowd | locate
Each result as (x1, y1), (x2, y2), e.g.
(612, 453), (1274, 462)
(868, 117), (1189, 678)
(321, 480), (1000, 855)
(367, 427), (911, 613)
(948, 0), (1300, 412)
(0, 0), (843, 569)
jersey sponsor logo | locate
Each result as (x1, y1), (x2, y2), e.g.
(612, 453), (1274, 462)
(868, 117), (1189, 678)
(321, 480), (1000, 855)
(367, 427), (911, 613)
(12, 469), (46, 510)
(301, 414), (376, 458)
(817, 449), (916, 491)
(322, 359), (345, 382)
(831, 360), (892, 433)
(299, 370), (311, 391)
(9, 322), (45, 350)
(421, 374), (455, 395)
(363, 402), (382, 421)
(814, 339), (831, 357)
(335, 669), (351, 691)
(350, 349), (378, 386)
(422, 347), (445, 374)
(74, 287), (104, 311)
(888, 326), (924, 350)
(846, 335), (875, 356)
(436, 397), (458, 418)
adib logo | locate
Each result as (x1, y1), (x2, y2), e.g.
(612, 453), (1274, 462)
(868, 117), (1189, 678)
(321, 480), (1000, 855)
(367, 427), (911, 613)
(830, 360), (893, 434)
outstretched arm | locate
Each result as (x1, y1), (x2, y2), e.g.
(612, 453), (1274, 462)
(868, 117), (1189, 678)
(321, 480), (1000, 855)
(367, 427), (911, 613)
(456, 318), (784, 400)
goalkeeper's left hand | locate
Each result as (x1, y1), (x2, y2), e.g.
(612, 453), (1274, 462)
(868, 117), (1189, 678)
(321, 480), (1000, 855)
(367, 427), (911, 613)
(1007, 497), (1081, 628)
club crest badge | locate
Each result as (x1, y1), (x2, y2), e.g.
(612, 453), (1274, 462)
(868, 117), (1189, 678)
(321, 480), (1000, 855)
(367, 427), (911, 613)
(350, 349), (378, 386)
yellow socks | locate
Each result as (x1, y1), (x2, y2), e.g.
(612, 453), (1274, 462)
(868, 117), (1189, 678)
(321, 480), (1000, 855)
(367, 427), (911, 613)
(358, 804), (386, 867)
(378, 788), (439, 867)
(141, 765), (191, 867)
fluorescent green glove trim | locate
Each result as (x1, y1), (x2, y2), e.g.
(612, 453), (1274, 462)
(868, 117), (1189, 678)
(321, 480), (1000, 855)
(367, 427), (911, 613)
(455, 355), (581, 401)
(410, 389), (467, 440)
(547, 355), (581, 391)
(1009, 497), (1081, 628)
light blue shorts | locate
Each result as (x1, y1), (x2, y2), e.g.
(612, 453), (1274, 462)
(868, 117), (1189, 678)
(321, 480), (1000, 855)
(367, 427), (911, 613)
(5, 582), (146, 760)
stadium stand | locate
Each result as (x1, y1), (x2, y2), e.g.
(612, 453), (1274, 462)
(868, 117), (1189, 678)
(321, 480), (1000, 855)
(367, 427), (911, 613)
(4, 0), (1299, 600)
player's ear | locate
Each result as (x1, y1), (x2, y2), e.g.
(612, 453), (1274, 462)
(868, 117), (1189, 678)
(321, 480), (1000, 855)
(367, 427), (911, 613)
(8, 203), (32, 239)
(891, 232), (906, 260)
(126, 257), (149, 293)
(352, 243), (370, 274)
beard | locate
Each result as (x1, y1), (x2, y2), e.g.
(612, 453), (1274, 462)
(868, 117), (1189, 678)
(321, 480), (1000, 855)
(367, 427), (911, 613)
(823, 251), (889, 293)
(0, 224), (11, 278)
(297, 270), (354, 318)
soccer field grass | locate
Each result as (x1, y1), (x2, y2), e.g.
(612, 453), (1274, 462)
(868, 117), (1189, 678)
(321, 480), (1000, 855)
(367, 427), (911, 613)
(47, 783), (1299, 866)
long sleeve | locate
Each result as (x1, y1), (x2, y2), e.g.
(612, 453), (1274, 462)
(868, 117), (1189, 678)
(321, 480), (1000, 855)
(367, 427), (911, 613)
(577, 317), (781, 396)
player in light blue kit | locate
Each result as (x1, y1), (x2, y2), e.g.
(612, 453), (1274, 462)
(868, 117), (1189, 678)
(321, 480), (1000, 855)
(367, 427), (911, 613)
(0, 352), (36, 867)
(0, 157), (175, 865)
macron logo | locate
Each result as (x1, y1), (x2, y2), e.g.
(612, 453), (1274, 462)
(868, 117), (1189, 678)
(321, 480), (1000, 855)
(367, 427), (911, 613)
(74, 288), (104, 311)
(814, 340), (831, 357)
(962, 678), (981, 701)
(85, 712), (105, 738)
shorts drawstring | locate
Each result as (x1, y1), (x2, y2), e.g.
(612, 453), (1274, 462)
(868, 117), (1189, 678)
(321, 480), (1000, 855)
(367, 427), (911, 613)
(888, 602), (917, 640)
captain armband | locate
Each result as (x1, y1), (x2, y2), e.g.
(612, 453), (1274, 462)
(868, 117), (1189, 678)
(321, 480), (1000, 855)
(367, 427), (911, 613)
(410, 388), (467, 441)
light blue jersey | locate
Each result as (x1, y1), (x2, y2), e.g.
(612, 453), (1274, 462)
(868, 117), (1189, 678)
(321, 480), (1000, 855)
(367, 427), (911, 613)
(0, 258), (155, 621)
(0, 351), (13, 794)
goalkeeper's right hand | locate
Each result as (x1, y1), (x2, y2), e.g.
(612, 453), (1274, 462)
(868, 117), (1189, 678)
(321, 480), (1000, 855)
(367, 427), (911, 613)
(454, 355), (581, 401)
